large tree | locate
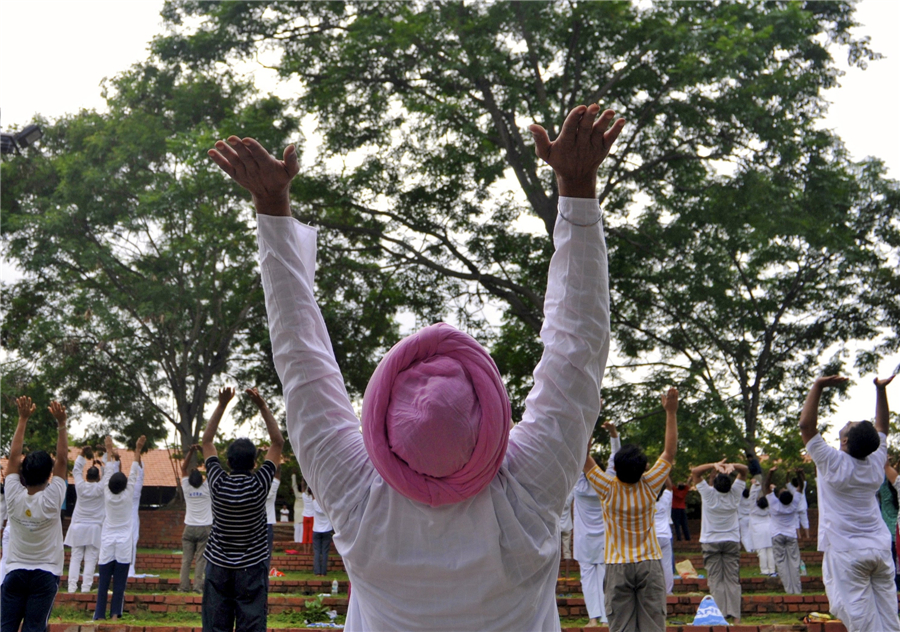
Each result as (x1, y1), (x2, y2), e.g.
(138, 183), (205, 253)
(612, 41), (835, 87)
(152, 0), (899, 456)
(1, 62), (404, 451)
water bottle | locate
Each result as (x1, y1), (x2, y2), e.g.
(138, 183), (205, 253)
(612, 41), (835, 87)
(800, 561), (807, 576)
(331, 579), (339, 595)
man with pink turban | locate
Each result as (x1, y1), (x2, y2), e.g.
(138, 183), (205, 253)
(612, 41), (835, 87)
(208, 103), (624, 630)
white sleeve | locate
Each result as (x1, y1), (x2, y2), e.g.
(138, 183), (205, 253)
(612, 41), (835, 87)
(257, 216), (375, 531)
(506, 197), (610, 514)
(607, 436), (621, 475)
(125, 462), (140, 496)
(73, 455), (86, 489)
(132, 461), (145, 502)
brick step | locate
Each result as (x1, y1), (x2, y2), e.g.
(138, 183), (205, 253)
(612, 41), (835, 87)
(45, 625), (850, 632)
(64, 552), (346, 573)
(60, 577), (348, 594)
(56, 591), (877, 619)
(555, 574), (825, 594)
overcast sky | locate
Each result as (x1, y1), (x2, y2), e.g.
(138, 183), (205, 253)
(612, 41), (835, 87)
(1, 0), (898, 444)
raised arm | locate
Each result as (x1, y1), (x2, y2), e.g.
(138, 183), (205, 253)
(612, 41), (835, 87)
(7, 396), (36, 476)
(208, 137), (372, 526)
(245, 388), (284, 466)
(764, 466), (777, 493)
(291, 473), (300, 496)
(505, 104), (626, 511)
(202, 388), (235, 461)
(181, 445), (198, 477)
(133, 435), (146, 467)
(690, 461), (723, 485)
(730, 463), (749, 481)
(799, 375), (848, 445)
(48, 401), (69, 480)
(886, 461), (899, 486)
(660, 388), (679, 464)
(875, 375), (895, 436)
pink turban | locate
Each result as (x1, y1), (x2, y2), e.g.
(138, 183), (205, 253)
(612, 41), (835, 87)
(361, 323), (511, 507)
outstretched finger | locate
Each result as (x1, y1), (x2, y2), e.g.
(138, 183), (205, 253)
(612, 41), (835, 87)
(601, 118), (626, 151)
(213, 140), (247, 176)
(207, 149), (236, 178)
(240, 137), (273, 163)
(283, 144), (300, 178)
(559, 105), (587, 143)
(528, 124), (552, 162)
(227, 136), (256, 164)
(578, 104), (601, 136)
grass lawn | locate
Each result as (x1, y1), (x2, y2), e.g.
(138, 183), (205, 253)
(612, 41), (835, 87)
(50, 604), (346, 628)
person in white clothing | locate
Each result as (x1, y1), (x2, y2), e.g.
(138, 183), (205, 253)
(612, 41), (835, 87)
(747, 481), (775, 576)
(559, 490), (574, 579)
(654, 479), (675, 594)
(799, 374), (900, 632)
(0, 467), (8, 585)
(65, 445), (108, 593)
(763, 466), (802, 594)
(738, 485), (752, 553)
(300, 486), (315, 555)
(265, 465), (280, 570)
(310, 495), (333, 576)
(127, 449), (144, 578)
(206, 102), (624, 630)
(573, 423), (620, 627)
(94, 435), (145, 621)
(290, 473), (306, 544)
(691, 460), (748, 623)
(179, 444), (212, 593)
(786, 470), (809, 539)
(0, 397), (68, 632)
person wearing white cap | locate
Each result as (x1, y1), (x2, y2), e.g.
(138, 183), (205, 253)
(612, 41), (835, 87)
(207, 102), (624, 630)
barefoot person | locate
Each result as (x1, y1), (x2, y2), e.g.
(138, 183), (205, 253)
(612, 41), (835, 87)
(799, 375), (900, 632)
(0, 398), (68, 632)
(207, 103), (623, 629)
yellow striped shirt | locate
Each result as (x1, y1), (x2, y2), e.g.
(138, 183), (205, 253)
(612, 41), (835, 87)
(585, 457), (673, 564)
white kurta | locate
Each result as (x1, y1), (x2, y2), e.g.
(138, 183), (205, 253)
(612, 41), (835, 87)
(64, 455), (107, 549)
(258, 196), (610, 631)
(100, 462), (139, 565)
(747, 484), (772, 552)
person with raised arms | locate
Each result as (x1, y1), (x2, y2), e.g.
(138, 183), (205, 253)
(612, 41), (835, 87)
(65, 444), (108, 593)
(0, 397), (68, 632)
(207, 102), (623, 630)
(799, 375), (900, 632)
(179, 444), (212, 593)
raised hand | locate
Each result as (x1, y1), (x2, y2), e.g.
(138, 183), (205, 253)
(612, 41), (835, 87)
(245, 387), (268, 410)
(218, 387), (236, 408)
(875, 375), (895, 389)
(662, 387), (679, 413)
(529, 104), (626, 198)
(601, 420), (619, 438)
(207, 137), (299, 216)
(814, 375), (849, 389)
(16, 396), (36, 420)
(48, 401), (67, 426)
(81, 445), (94, 459)
(135, 435), (147, 453)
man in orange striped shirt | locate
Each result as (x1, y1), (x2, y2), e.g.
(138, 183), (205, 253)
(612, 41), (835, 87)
(583, 388), (679, 631)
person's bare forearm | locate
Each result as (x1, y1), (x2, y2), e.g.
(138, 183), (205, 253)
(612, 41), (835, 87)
(583, 452), (598, 474)
(690, 463), (716, 483)
(875, 381), (891, 436)
(799, 384), (823, 443)
(8, 418), (28, 476)
(731, 463), (749, 480)
(662, 408), (678, 463)
(53, 424), (69, 479)
(258, 403), (285, 449)
(202, 405), (225, 455)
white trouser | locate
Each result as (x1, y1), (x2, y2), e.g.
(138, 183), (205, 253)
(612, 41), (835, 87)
(757, 546), (775, 575)
(578, 560), (607, 622)
(823, 548), (900, 632)
(294, 522), (302, 542)
(128, 515), (140, 577)
(659, 537), (674, 594)
(68, 544), (100, 592)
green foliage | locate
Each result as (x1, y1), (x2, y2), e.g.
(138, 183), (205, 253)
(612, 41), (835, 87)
(150, 0), (900, 461)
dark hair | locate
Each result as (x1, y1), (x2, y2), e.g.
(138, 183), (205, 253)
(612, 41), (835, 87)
(756, 496), (769, 509)
(657, 486), (666, 501)
(790, 477), (799, 488)
(108, 471), (128, 495)
(847, 421), (881, 459)
(677, 483), (686, 490)
(712, 473), (733, 494)
(86, 466), (101, 482)
(21, 450), (54, 487)
(779, 490), (794, 505)
(613, 444), (648, 485)
(226, 438), (257, 472)
(742, 487), (750, 498)
(83, 446), (94, 460)
(188, 469), (203, 488)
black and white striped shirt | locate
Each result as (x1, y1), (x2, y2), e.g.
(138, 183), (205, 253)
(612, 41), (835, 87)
(203, 456), (276, 569)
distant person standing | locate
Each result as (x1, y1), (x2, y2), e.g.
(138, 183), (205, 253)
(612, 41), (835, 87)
(311, 494), (333, 576)
(179, 445), (212, 593)
(265, 466), (281, 569)
(764, 467), (803, 594)
(671, 481), (691, 541)
(0, 397), (68, 632)
(747, 480), (775, 576)
(127, 446), (145, 578)
(201, 387), (283, 632)
(786, 470), (809, 540)
(290, 474), (305, 544)
(655, 480), (675, 594)
(300, 485), (314, 555)
(65, 445), (107, 593)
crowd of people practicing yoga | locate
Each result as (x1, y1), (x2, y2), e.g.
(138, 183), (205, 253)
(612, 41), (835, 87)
(1, 104), (898, 632)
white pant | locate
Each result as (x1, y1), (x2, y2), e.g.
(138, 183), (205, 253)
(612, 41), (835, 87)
(659, 537), (674, 594)
(294, 522), (302, 542)
(757, 546), (775, 575)
(823, 548), (900, 632)
(128, 515), (140, 577)
(578, 560), (607, 622)
(68, 544), (99, 592)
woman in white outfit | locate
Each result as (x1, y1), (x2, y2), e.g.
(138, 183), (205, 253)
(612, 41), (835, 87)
(290, 474), (305, 543)
(94, 436), (145, 621)
(127, 455), (144, 578)
(65, 446), (109, 593)
(748, 480), (775, 575)
(655, 479), (675, 594)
